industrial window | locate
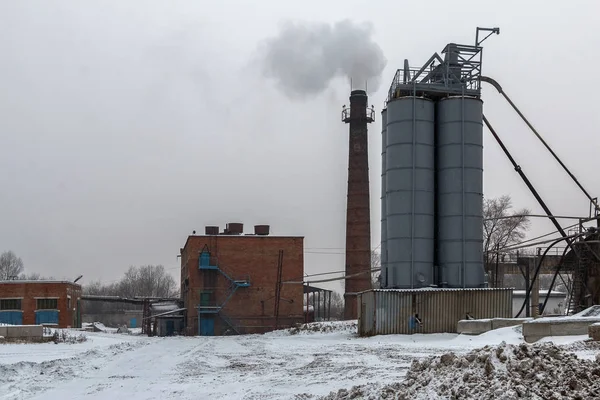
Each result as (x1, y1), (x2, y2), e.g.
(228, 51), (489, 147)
(36, 298), (58, 310)
(200, 291), (213, 306)
(0, 299), (21, 310)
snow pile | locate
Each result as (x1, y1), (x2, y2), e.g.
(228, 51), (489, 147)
(575, 305), (600, 318)
(91, 322), (108, 332)
(324, 341), (600, 400)
(273, 320), (357, 336)
(51, 330), (87, 344)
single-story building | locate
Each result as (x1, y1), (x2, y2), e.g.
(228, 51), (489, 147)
(150, 301), (184, 336)
(0, 280), (82, 328)
(512, 290), (566, 317)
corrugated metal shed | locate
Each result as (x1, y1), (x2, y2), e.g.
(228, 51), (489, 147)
(358, 288), (512, 336)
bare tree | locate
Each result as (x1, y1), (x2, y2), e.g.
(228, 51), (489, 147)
(18, 272), (54, 280)
(118, 265), (177, 298)
(307, 291), (344, 320)
(0, 251), (24, 280)
(483, 195), (531, 282)
(371, 250), (381, 288)
(82, 265), (178, 317)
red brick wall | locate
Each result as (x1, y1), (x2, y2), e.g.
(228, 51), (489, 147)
(0, 282), (82, 327)
(180, 235), (304, 335)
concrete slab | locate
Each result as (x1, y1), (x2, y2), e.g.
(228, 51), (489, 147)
(4, 325), (43, 339)
(589, 322), (600, 341)
(491, 318), (532, 330)
(0, 326), (7, 337)
(523, 317), (600, 343)
(457, 319), (492, 335)
(457, 318), (532, 335)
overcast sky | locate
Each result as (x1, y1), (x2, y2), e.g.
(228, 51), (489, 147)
(1, 1), (599, 292)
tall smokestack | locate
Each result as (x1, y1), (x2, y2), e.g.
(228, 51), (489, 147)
(342, 89), (373, 320)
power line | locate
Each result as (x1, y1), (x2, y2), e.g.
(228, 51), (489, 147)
(488, 219), (593, 254)
(484, 214), (593, 222)
(284, 268), (381, 285)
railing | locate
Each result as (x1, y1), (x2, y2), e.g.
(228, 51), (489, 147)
(386, 43), (483, 103)
(219, 314), (241, 335)
(341, 106), (375, 123)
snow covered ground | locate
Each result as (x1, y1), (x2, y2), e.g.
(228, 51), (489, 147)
(0, 321), (598, 400)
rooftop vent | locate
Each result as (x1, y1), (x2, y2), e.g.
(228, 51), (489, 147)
(254, 225), (270, 236)
(225, 222), (243, 235)
(205, 226), (219, 235)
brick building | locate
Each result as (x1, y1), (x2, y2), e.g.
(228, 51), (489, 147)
(180, 224), (304, 336)
(0, 281), (82, 328)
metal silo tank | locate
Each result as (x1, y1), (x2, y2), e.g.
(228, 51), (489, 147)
(385, 97), (435, 288)
(380, 108), (388, 288)
(436, 96), (485, 288)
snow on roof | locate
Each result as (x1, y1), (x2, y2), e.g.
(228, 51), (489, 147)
(573, 305), (600, 318)
(0, 280), (81, 286)
(369, 287), (513, 293)
(512, 290), (566, 297)
(151, 302), (180, 313)
(527, 306), (600, 324)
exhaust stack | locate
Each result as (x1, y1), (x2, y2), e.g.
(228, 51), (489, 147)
(341, 90), (374, 319)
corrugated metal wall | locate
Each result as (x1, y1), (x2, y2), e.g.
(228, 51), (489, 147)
(385, 97), (435, 288)
(358, 288), (512, 336)
(436, 97), (485, 288)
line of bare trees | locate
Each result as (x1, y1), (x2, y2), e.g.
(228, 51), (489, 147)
(84, 265), (179, 314)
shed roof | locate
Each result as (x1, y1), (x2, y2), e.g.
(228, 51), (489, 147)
(304, 284), (332, 294)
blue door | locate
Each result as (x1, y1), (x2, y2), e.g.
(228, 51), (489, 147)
(35, 310), (59, 325)
(166, 320), (175, 336)
(0, 311), (23, 325)
(199, 317), (214, 336)
(130, 318), (137, 328)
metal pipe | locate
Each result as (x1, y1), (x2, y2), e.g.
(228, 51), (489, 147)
(483, 115), (568, 239)
(481, 76), (599, 213)
(516, 237), (566, 318)
(485, 214), (598, 222)
(540, 244), (571, 314)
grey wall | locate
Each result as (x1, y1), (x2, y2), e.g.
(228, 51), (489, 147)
(82, 311), (143, 328)
(385, 97), (435, 288)
(436, 97), (485, 288)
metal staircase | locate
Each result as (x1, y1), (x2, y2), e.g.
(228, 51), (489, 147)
(197, 248), (249, 334)
(566, 242), (588, 315)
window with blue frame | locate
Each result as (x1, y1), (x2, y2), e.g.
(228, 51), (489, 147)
(0, 299), (21, 310)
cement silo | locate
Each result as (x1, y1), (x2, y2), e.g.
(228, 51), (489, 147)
(436, 96), (485, 287)
(380, 108), (388, 288)
(385, 97), (435, 288)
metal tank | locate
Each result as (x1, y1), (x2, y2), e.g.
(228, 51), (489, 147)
(436, 96), (485, 288)
(380, 108), (388, 288)
(385, 97), (435, 288)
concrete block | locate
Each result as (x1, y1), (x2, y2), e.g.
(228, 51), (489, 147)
(523, 318), (600, 343)
(588, 323), (600, 341)
(457, 319), (492, 335)
(0, 326), (7, 337)
(5, 325), (43, 339)
(491, 318), (532, 330)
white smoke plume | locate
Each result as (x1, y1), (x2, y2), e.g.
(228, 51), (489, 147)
(259, 20), (387, 99)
